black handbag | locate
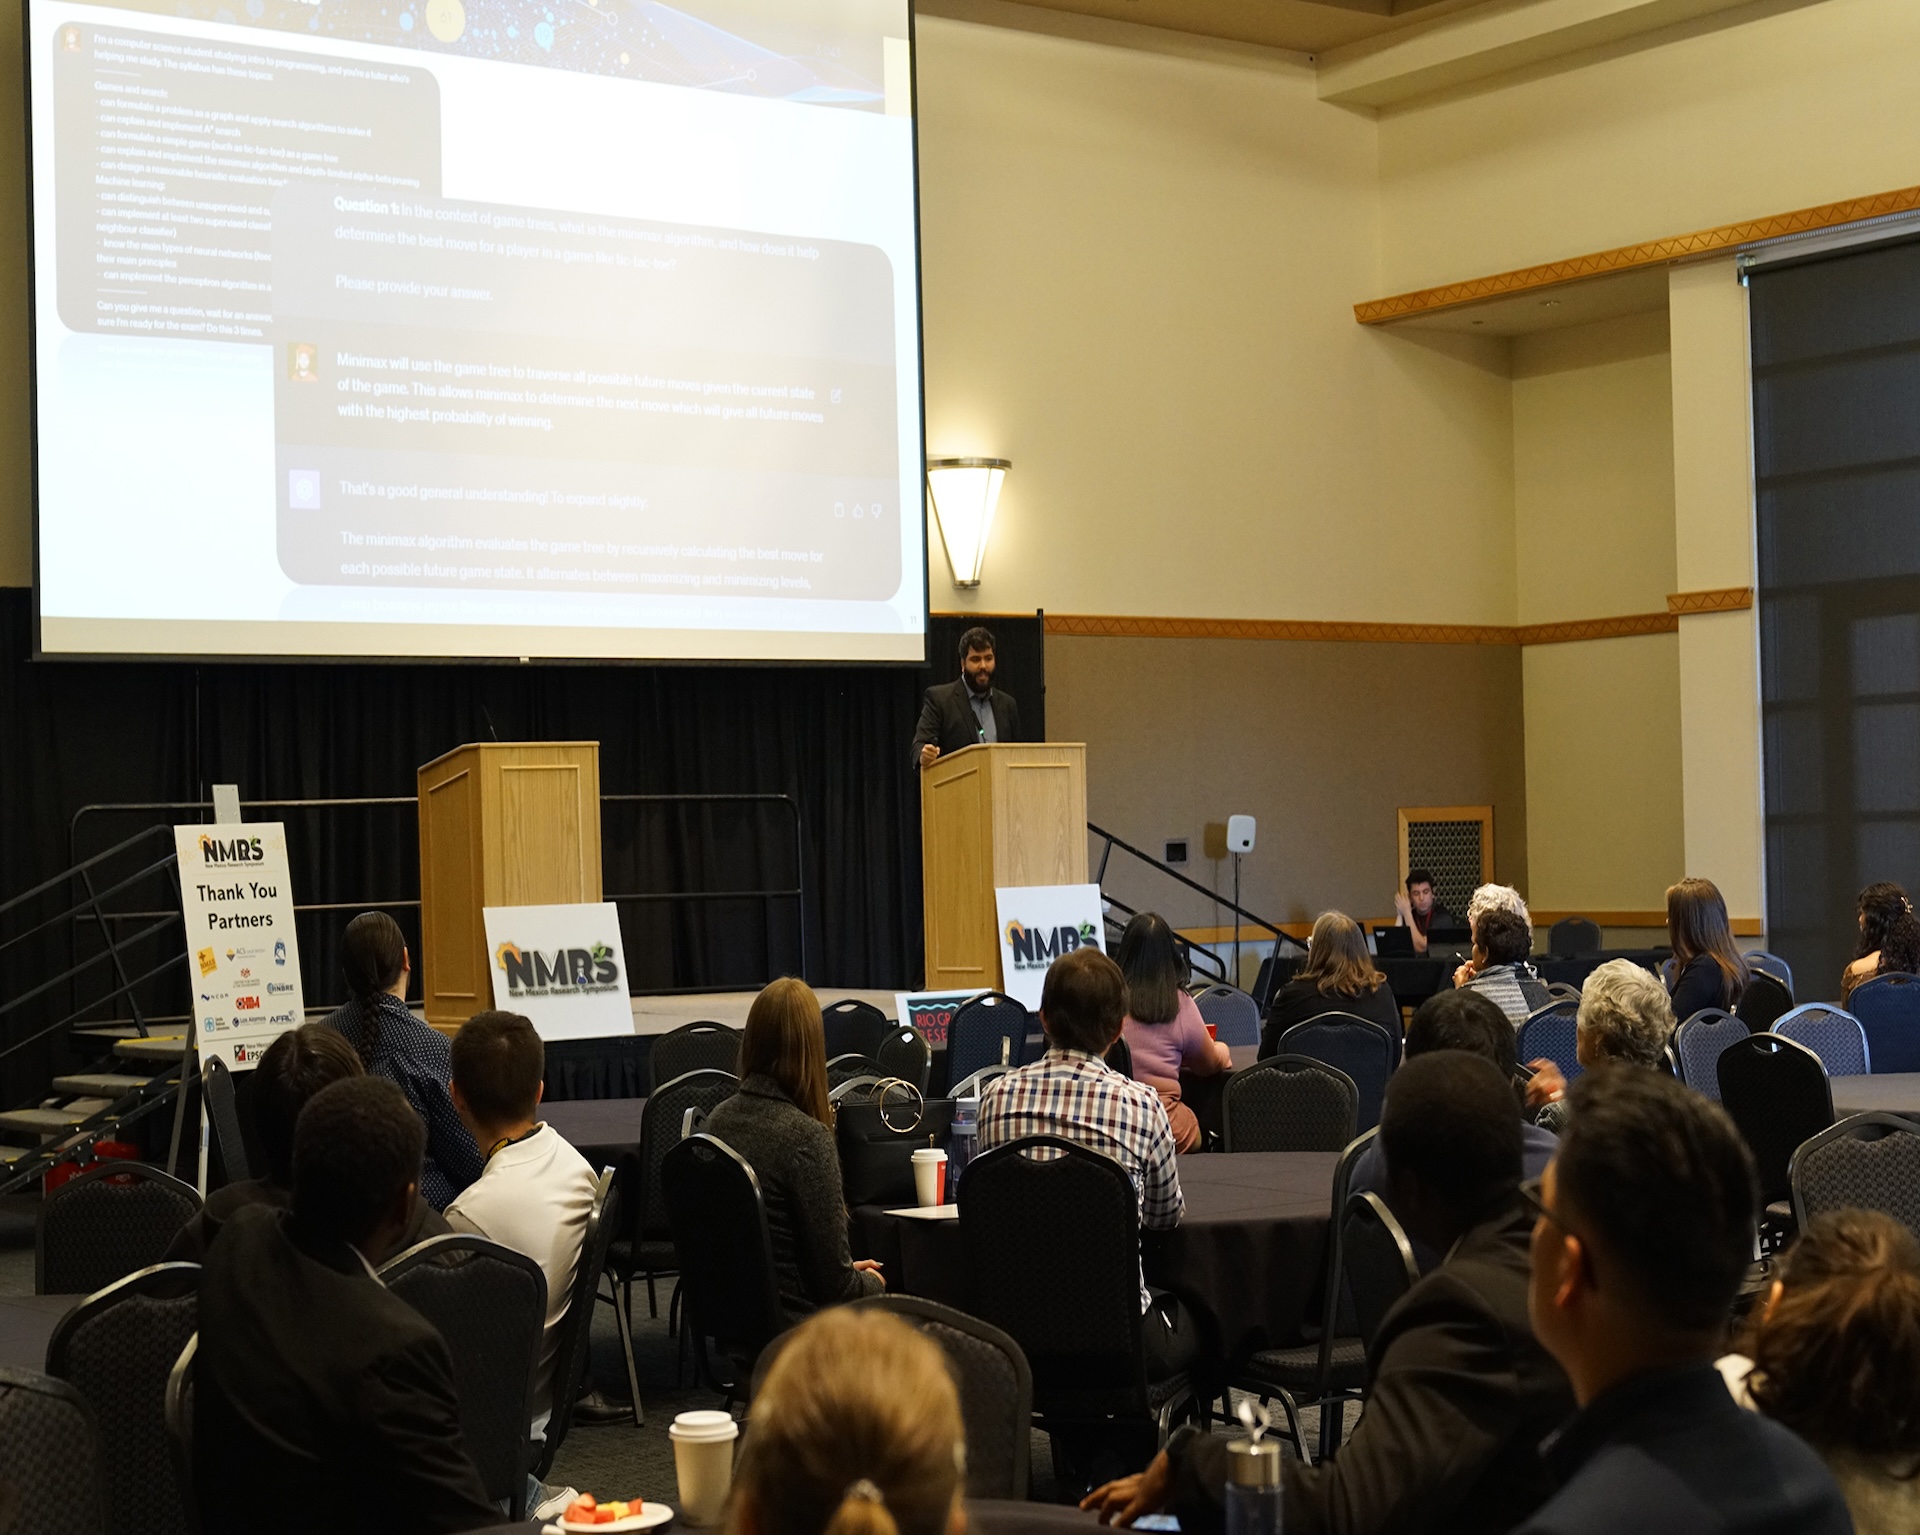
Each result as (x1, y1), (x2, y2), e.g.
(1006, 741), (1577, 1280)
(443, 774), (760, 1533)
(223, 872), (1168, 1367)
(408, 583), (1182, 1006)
(833, 1078), (956, 1206)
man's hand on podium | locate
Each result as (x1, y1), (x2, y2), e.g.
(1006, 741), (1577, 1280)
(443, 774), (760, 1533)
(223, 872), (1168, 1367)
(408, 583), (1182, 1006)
(919, 743), (939, 769)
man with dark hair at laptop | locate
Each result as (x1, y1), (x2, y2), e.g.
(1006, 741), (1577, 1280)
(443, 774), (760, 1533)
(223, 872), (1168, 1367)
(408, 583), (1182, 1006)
(1392, 869), (1455, 955)
(911, 625), (1021, 770)
(1515, 1071), (1850, 1533)
(1086, 1050), (1574, 1534)
(195, 1076), (498, 1535)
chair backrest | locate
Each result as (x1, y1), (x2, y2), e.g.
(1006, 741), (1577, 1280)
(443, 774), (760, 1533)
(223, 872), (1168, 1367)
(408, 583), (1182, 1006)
(1516, 1000), (1582, 1080)
(36, 1162), (203, 1296)
(1276, 1016), (1397, 1131)
(827, 1053), (885, 1089)
(1673, 1009), (1748, 1101)
(949, 1066), (1012, 1101)
(649, 1022), (742, 1090)
(1746, 951), (1794, 990)
(1305, 1129), (1380, 1378)
(380, 1235), (548, 1515)
(1193, 985), (1261, 1046)
(633, 1069), (740, 1242)
(45, 1262), (199, 1535)
(533, 1167), (618, 1479)
(1221, 1055), (1359, 1152)
(164, 1335), (194, 1522)
(947, 993), (1033, 1087)
(1545, 981), (1582, 1003)
(1103, 1035), (1133, 1079)
(1790, 1113), (1920, 1239)
(1340, 1192), (1419, 1347)
(1717, 1033), (1834, 1206)
(201, 1056), (250, 1187)
(662, 1135), (785, 1377)
(875, 1026), (932, 1093)
(959, 1136), (1150, 1416)
(848, 1295), (1034, 1499)
(822, 998), (892, 1061)
(1736, 970), (1796, 1033)
(1548, 917), (1603, 957)
(1773, 1004), (1870, 1078)
(0, 1365), (108, 1535)
(1846, 972), (1920, 1073)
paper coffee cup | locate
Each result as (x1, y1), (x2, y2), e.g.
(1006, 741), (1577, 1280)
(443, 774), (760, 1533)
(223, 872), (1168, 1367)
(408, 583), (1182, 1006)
(669, 1409), (738, 1525)
(912, 1147), (948, 1207)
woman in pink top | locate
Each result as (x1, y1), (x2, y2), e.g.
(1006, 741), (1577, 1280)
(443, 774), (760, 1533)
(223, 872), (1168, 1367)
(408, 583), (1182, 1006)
(1117, 912), (1231, 1152)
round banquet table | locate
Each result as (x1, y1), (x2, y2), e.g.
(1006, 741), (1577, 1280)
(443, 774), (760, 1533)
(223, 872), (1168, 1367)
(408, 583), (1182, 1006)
(1831, 1074), (1920, 1121)
(544, 1096), (648, 1169)
(850, 1150), (1340, 1362)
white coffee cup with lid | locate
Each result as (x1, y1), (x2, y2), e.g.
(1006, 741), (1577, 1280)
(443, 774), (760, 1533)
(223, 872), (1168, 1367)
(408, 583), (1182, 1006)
(911, 1146), (948, 1207)
(669, 1409), (739, 1525)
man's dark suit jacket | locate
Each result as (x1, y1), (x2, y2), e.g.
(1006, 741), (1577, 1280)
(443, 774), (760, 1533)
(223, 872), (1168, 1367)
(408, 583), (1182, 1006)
(195, 1205), (498, 1535)
(1516, 1364), (1851, 1534)
(1169, 1197), (1574, 1535)
(911, 676), (1020, 766)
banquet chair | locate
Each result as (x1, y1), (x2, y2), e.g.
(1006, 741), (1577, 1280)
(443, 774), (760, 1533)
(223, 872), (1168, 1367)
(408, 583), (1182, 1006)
(201, 1056), (251, 1187)
(1746, 951), (1795, 991)
(380, 1235), (547, 1519)
(45, 1261), (199, 1535)
(1341, 1193), (1419, 1347)
(1846, 972), (1920, 1073)
(1790, 1113), (1920, 1241)
(1276, 1016), (1397, 1131)
(827, 1053), (886, 1089)
(1517, 1001), (1582, 1081)
(36, 1161), (202, 1296)
(1673, 1010), (1746, 1102)
(1718, 1034), (1832, 1246)
(875, 1026), (933, 1093)
(1103, 1035), (1134, 1078)
(1221, 1055), (1357, 1152)
(1547, 917), (1602, 957)
(1194, 985), (1262, 1047)
(950, 1066), (1013, 1101)
(1736, 970), (1796, 1034)
(164, 1335), (195, 1524)
(1545, 981), (1583, 1003)
(1773, 1004), (1869, 1078)
(1228, 1127), (1377, 1463)
(662, 1134), (783, 1402)
(648, 1022), (742, 1090)
(534, 1168), (621, 1479)
(822, 998), (891, 1061)
(958, 1136), (1196, 1468)
(947, 994), (1032, 1088)
(0, 1365), (108, 1535)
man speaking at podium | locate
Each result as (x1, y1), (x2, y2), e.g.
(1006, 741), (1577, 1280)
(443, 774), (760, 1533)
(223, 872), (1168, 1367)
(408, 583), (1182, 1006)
(913, 626), (1022, 770)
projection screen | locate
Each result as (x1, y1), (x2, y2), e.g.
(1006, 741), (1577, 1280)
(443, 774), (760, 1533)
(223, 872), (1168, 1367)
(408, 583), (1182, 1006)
(28, 0), (926, 660)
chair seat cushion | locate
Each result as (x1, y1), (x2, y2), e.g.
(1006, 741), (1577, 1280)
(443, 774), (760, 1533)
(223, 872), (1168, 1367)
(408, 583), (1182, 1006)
(1235, 1338), (1367, 1393)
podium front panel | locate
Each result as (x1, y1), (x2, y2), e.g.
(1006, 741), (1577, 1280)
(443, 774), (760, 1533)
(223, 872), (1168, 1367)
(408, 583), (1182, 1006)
(994, 750), (1088, 888)
(925, 757), (996, 989)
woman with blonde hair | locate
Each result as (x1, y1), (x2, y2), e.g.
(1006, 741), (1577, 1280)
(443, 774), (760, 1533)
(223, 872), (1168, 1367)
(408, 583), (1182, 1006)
(1666, 877), (1749, 1022)
(703, 978), (883, 1317)
(1261, 910), (1402, 1057)
(729, 1307), (965, 1535)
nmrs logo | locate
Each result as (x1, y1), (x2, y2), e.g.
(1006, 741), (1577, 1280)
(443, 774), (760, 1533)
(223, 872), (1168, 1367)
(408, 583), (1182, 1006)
(199, 834), (264, 864)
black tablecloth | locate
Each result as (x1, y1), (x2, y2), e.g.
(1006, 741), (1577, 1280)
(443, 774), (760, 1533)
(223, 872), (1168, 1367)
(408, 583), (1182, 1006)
(1532, 949), (1669, 987)
(544, 1036), (652, 1101)
(0, 1293), (80, 1371)
(1831, 1074), (1920, 1120)
(545, 1096), (649, 1169)
(467, 1498), (1091, 1535)
(851, 1150), (1339, 1359)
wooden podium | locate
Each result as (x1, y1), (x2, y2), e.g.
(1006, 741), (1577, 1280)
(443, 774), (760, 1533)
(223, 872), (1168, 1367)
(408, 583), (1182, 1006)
(417, 742), (603, 1030)
(921, 742), (1087, 992)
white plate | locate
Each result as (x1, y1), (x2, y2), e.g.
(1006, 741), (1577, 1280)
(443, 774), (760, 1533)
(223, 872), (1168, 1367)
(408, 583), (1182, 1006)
(887, 1204), (959, 1220)
(557, 1502), (674, 1532)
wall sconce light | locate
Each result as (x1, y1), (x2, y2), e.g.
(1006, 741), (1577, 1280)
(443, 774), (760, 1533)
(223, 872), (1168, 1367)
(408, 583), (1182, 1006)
(926, 456), (1010, 588)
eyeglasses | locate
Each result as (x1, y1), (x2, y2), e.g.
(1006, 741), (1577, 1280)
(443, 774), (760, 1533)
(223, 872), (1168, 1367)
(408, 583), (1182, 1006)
(1519, 1175), (1598, 1285)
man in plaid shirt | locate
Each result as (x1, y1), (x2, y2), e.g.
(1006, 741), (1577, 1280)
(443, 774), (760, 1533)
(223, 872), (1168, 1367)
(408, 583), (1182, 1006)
(978, 946), (1197, 1380)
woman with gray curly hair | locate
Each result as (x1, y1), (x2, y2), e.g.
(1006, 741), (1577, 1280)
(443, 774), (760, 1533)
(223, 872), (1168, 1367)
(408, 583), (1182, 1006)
(1526, 959), (1675, 1128)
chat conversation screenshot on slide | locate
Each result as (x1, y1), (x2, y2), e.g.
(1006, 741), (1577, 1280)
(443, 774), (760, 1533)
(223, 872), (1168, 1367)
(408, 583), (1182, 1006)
(31, 0), (926, 659)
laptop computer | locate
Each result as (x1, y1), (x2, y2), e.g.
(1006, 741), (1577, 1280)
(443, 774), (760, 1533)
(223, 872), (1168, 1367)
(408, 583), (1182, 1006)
(1373, 925), (1414, 957)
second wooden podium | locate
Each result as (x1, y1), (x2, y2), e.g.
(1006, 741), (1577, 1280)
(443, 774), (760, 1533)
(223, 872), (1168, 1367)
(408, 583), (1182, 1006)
(920, 742), (1087, 992)
(417, 742), (602, 1030)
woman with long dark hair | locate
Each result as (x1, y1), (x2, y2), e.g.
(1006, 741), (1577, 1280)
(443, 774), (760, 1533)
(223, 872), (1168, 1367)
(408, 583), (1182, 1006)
(1665, 877), (1749, 1022)
(321, 910), (482, 1209)
(1116, 913), (1229, 1153)
(1262, 910), (1402, 1055)
(1842, 882), (1920, 1001)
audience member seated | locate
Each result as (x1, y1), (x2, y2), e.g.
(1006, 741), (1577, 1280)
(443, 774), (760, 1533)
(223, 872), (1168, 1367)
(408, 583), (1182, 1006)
(195, 1076), (498, 1535)
(703, 978), (884, 1318)
(1722, 1210), (1920, 1535)
(444, 1009), (598, 1442)
(1351, 989), (1558, 1270)
(1516, 1071), (1850, 1533)
(1085, 1051), (1575, 1534)
(1842, 881), (1920, 1002)
(1467, 881), (1531, 934)
(1455, 906), (1550, 1027)
(1117, 912), (1229, 1152)
(1664, 876), (1749, 1022)
(727, 1307), (965, 1535)
(979, 946), (1195, 1377)
(167, 1023), (447, 1262)
(1261, 910), (1403, 1054)
(1391, 868), (1456, 955)
(323, 910), (482, 1209)
(1523, 959), (1675, 1133)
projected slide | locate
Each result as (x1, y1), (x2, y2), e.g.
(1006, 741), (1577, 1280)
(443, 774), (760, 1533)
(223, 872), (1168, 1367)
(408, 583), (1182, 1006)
(30, 0), (925, 660)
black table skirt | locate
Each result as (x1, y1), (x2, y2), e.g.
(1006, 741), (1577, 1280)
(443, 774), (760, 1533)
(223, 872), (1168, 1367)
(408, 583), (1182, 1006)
(544, 1096), (650, 1170)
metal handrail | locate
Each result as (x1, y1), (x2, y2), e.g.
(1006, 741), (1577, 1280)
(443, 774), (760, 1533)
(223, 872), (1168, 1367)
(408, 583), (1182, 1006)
(1089, 821), (1304, 954)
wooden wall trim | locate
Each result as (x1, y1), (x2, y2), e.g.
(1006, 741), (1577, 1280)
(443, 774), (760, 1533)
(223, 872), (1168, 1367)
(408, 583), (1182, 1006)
(1514, 613), (1676, 645)
(1666, 586), (1753, 615)
(1354, 184), (1920, 324)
